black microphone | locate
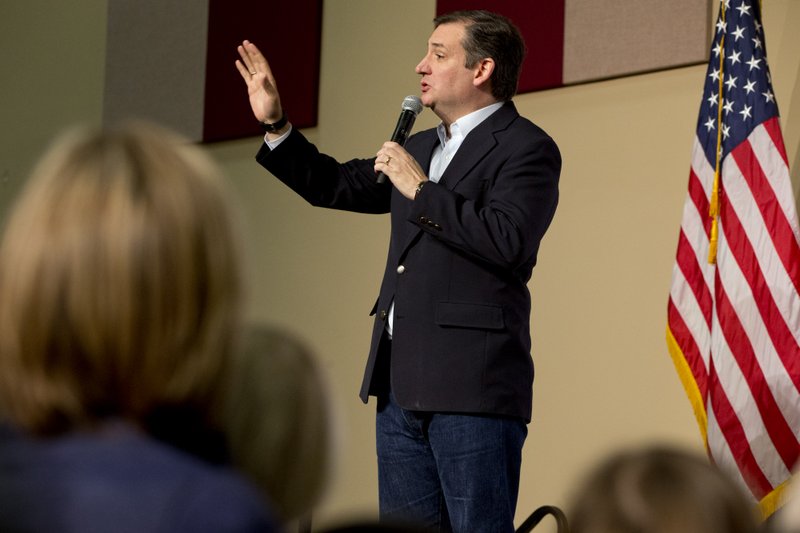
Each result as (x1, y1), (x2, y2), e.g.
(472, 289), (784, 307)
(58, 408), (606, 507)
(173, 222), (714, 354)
(376, 95), (423, 184)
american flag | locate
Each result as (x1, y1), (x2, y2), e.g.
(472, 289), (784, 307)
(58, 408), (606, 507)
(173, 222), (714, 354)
(666, 0), (800, 516)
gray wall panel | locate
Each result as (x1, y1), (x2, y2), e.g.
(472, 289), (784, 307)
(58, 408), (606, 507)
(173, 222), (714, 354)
(563, 0), (711, 84)
(104, 0), (208, 140)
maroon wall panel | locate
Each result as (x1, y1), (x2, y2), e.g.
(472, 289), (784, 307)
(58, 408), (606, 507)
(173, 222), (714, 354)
(435, 1), (565, 94)
(203, 0), (322, 143)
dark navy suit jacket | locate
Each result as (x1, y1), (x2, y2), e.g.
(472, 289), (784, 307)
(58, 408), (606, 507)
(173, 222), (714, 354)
(258, 101), (560, 422)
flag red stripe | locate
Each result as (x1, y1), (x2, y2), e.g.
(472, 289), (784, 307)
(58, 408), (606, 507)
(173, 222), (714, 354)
(675, 230), (713, 328)
(730, 138), (800, 295)
(708, 358), (773, 499)
(668, 298), (709, 399)
(762, 116), (790, 166)
(688, 167), (712, 238)
(718, 183), (800, 391)
(714, 275), (800, 471)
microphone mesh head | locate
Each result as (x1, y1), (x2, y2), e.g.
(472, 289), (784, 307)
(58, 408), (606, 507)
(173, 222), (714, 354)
(401, 95), (423, 116)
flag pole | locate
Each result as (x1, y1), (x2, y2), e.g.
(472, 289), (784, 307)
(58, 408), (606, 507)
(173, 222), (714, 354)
(708, 2), (726, 265)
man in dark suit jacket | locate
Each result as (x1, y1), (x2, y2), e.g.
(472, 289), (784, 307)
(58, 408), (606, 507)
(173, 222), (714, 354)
(237, 10), (560, 533)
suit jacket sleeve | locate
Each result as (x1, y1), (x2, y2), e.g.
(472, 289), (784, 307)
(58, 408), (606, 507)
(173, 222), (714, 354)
(256, 127), (391, 215)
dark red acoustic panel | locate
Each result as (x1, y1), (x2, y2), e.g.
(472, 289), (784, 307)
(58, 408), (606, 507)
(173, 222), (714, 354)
(203, 0), (322, 143)
(435, 1), (565, 94)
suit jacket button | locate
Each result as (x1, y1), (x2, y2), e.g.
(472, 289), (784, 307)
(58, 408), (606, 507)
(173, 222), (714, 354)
(379, 309), (388, 320)
(419, 216), (428, 224)
(396, 265), (405, 274)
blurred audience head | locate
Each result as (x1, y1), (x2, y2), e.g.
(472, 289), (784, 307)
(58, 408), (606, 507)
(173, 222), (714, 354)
(224, 323), (333, 521)
(770, 471), (800, 533)
(568, 445), (759, 533)
(0, 120), (243, 438)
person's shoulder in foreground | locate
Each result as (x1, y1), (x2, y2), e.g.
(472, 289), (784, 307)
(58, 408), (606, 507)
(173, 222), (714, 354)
(0, 422), (280, 533)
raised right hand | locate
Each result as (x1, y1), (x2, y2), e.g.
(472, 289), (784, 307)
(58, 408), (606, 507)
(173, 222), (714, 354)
(235, 40), (283, 124)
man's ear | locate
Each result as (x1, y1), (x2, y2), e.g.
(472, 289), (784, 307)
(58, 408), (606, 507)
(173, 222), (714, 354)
(473, 58), (495, 87)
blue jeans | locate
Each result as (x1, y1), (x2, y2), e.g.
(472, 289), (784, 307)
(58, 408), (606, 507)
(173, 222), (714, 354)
(376, 392), (527, 533)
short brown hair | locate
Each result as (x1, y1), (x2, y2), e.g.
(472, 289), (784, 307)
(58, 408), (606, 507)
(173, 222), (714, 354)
(568, 446), (759, 533)
(433, 10), (526, 101)
(0, 121), (244, 435)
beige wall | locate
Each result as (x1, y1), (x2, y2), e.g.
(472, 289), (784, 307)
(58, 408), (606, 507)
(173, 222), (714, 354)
(2, 1), (800, 529)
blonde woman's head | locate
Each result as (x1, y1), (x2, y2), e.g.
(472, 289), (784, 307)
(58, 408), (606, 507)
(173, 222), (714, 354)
(0, 121), (243, 436)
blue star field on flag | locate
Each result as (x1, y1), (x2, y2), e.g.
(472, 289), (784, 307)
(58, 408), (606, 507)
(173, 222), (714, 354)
(698, 0), (779, 165)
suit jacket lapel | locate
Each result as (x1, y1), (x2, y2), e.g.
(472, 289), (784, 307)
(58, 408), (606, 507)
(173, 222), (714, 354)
(394, 102), (520, 257)
(414, 129), (439, 176)
(439, 101), (518, 191)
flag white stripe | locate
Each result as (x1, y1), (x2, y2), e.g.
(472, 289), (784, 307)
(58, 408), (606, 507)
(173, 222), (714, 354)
(678, 192), (715, 293)
(713, 203), (800, 437)
(670, 264), (711, 366)
(712, 225), (793, 487)
(722, 150), (800, 350)
(707, 407), (760, 504)
(690, 137), (715, 198)
(749, 124), (800, 246)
